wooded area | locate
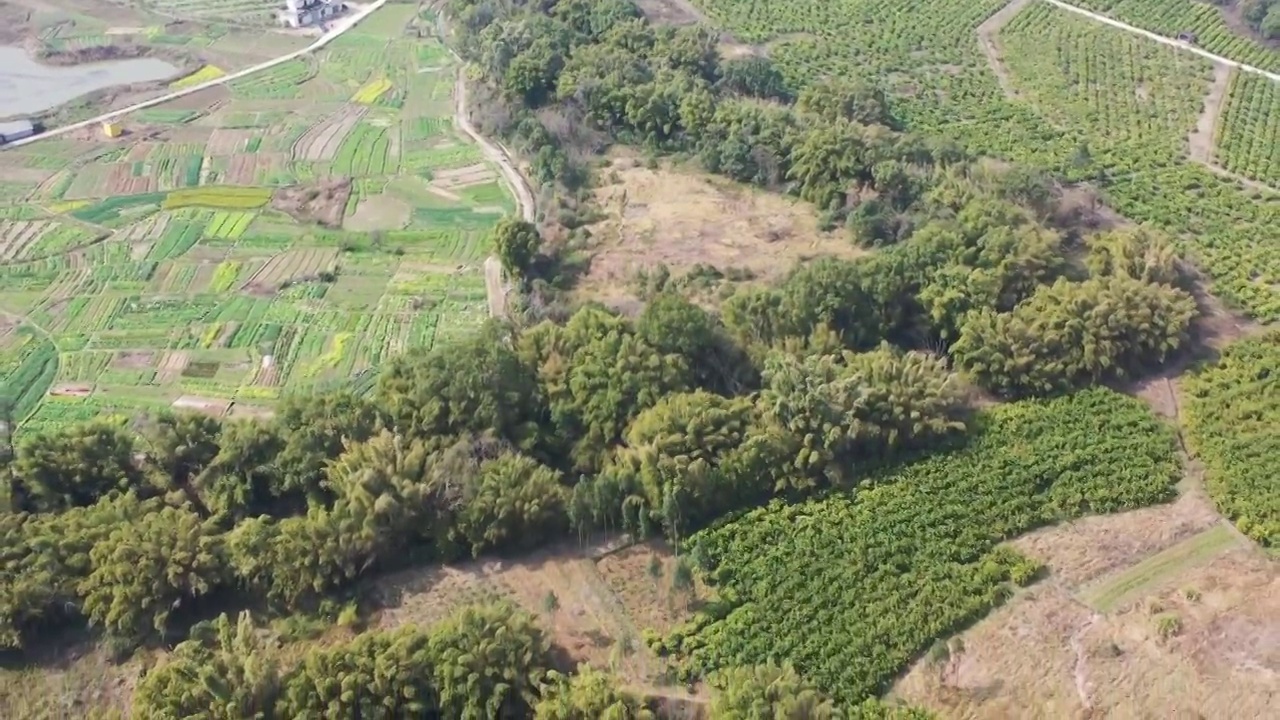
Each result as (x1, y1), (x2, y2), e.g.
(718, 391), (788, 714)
(0, 0), (1252, 716)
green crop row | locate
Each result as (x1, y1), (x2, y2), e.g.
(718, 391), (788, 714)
(163, 186), (273, 210)
(147, 220), (206, 261)
(72, 193), (168, 225)
(229, 58), (313, 99)
(1215, 70), (1280, 186)
(1182, 332), (1280, 546)
(0, 328), (57, 420)
(660, 389), (1179, 704)
(332, 123), (394, 177)
(1067, 0), (1280, 73)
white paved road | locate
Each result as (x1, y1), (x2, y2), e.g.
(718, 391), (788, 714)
(2, 0), (389, 149)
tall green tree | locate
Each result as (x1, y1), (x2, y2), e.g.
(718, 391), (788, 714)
(376, 322), (544, 451)
(131, 611), (278, 720)
(14, 419), (143, 512)
(278, 625), (438, 719)
(759, 345), (967, 486)
(79, 506), (226, 643)
(492, 216), (543, 278)
(709, 663), (839, 720)
(429, 601), (552, 719)
(535, 665), (655, 719)
(952, 276), (1197, 397)
(450, 452), (569, 557)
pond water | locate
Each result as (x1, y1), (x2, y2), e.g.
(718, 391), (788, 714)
(0, 46), (179, 117)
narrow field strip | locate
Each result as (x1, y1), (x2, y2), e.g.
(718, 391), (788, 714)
(1078, 524), (1239, 611)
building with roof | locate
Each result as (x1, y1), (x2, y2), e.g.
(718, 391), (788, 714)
(0, 119), (36, 145)
(278, 0), (345, 28)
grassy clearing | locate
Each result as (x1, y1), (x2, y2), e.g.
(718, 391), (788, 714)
(1079, 524), (1240, 612)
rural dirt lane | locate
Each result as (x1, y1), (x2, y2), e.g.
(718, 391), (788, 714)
(448, 53), (538, 319)
(1, 0), (390, 150)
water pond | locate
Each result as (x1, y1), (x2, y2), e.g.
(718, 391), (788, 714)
(0, 46), (179, 117)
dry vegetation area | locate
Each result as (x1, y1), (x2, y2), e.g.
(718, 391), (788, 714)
(893, 479), (1279, 718)
(373, 538), (709, 702)
(578, 151), (863, 307)
(0, 537), (711, 717)
(271, 177), (353, 228)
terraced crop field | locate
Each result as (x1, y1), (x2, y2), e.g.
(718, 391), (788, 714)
(0, 4), (509, 431)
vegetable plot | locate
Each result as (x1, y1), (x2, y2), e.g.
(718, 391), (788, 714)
(352, 77), (393, 104)
(660, 389), (1180, 704)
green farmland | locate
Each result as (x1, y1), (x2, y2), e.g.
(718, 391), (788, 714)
(0, 4), (509, 430)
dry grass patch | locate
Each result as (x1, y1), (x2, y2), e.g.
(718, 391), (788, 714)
(595, 540), (708, 638)
(371, 539), (707, 695)
(894, 487), (1280, 718)
(580, 152), (863, 305)
(0, 636), (157, 720)
(1010, 487), (1223, 588)
(343, 193), (411, 232)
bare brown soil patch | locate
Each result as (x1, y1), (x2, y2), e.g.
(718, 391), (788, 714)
(1189, 63), (1233, 164)
(579, 152), (863, 306)
(896, 519), (1278, 718)
(343, 193), (410, 232)
(1219, 0), (1280, 50)
(170, 394), (230, 416)
(207, 128), (256, 155)
(372, 538), (707, 698)
(271, 177), (352, 229)
(634, 0), (706, 27)
(226, 402), (275, 420)
(48, 383), (91, 397)
(595, 540), (708, 638)
(430, 163), (496, 190)
(112, 350), (154, 369)
(977, 0), (1032, 99)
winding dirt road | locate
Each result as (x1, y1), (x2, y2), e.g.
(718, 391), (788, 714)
(446, 52), (537, 319)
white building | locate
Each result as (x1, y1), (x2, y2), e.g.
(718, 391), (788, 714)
(278, 0), (344, 28)
(0, 119), (36, 144)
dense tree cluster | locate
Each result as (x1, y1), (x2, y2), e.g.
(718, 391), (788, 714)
(448, 0), (960, 235)
(0, 194), (1197, 655)
(133, 602), (579, 720)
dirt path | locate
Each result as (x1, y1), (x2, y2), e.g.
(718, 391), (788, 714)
(446, 41), (536, 319)
(483, 256), (505, 317)
(451, 75), (534, 224)
(1188, 63), (1233, 164)
(1182, 64), (1280, 191)
(977, 0), (1034, 98)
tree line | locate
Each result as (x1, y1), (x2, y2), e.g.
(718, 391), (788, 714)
(1, 208), (1195, 654)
